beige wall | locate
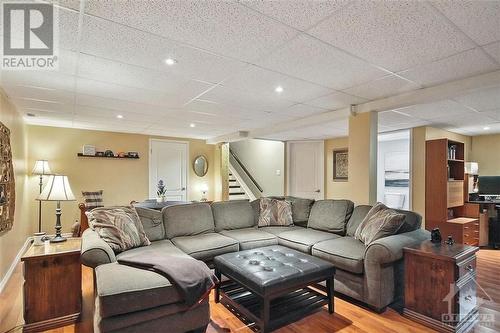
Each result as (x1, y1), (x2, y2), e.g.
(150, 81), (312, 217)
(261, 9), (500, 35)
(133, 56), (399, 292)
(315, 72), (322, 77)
(470, 134), (500, 175)
(27, 125), (217, 233)
(324, 137), (350, 199)
(0, 90), (30, 282)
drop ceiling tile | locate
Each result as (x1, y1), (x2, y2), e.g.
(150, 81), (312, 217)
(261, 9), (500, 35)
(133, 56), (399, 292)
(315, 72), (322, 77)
(25, 117), (74, 128)
(483, 41), (500, 64)
(75, 94), (175, 117)
(0, 71), (75, 91)
(431, 0), (500, 45)
(399, 48), (499, 87)
(343, 75), (420, 100)
(58, 8), (80, 51)
(454, 86), (500, 111)
(11, 96), (73, 114)
(308, 1), (474, 72)
(431, 112), (496, 128)
(277, 103), (329, 119)
(167, 109), (247, 126)
(378, 111), (417, 127)
(85, 0), (298, 62)
(80, 15), (247, 84)
(73, 115), (151, 130)
(304, 91), (367, 110)
(47, 0), (81, 11)
(222, 65), (332, 103)
(240, 0), (350, 31)
(3, 85), (74, 105)
(256, 34), (387, 90)
(480, 109), (500, 122)
(393, 100), (476, 120)
(74, 105), (164, 123)
(186, 99), (259, 119)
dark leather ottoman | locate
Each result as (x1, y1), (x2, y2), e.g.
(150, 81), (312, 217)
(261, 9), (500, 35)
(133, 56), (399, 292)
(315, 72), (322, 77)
(214, 245), (336, 332)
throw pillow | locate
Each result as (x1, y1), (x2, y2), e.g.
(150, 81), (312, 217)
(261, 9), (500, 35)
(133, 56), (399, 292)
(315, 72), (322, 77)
(258, 197), (293, 227)
(82, 190), (104, 210)
(87, 206), (151, 253)
(354, 202), (406, 245)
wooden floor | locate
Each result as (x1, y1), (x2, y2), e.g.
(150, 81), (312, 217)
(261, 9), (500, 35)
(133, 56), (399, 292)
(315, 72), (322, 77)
(1, 250), (498, 333)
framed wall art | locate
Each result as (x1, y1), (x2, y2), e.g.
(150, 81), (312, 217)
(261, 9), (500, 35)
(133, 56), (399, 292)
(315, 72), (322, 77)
(333, 149), (348, 181)
(0, 121), (15, 233)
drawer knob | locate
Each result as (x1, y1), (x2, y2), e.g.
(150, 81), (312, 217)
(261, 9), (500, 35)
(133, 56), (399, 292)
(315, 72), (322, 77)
(466, 264), (474, 272)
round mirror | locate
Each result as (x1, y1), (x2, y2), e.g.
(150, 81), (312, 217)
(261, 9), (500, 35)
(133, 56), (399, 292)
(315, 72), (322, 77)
(193, 155), (208, 177)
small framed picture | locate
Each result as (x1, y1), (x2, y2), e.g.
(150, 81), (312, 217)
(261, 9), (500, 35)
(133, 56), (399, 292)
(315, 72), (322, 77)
(333, 149), (348, 181)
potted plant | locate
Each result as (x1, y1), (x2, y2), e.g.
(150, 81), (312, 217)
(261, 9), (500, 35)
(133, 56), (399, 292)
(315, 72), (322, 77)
(156, 180), (167, 203)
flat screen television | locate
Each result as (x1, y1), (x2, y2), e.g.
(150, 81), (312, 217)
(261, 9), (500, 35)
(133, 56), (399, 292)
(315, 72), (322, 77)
(478, 176), (500, 196)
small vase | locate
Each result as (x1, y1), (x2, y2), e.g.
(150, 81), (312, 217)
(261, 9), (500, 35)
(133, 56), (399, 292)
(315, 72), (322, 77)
(156, 196), (166, 203)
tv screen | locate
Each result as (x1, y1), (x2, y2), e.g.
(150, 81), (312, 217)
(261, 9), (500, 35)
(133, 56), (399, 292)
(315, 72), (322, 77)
(478, 176), (500, 196)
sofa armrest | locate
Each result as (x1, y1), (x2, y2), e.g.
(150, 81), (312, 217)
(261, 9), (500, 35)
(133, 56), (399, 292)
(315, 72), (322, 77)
(365, 229), (430, 265)
(81, 228), (116, 268)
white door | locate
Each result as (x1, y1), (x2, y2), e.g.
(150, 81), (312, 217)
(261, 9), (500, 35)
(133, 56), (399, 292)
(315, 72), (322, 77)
(287, 141), (324, 200)
(149, 140), (188, 201)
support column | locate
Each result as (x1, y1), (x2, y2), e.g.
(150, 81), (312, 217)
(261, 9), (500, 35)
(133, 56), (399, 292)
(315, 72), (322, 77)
(220, 143), (230, 201)
(348, 111), (378, 205)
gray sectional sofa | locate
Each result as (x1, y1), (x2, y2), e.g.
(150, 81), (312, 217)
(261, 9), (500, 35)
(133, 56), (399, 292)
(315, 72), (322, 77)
(82, 198), (430, 333)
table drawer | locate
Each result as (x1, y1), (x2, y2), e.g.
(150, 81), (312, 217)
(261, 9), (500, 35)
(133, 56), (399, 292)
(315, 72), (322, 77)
(457, 256), (476, 280)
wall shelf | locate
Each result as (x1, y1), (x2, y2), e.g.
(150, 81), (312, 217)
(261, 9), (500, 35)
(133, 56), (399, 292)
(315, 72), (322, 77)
(76, 153), (139, 159)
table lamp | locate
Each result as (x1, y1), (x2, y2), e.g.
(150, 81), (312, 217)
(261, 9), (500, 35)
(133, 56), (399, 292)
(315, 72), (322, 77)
(200, 184), (209, 202)
(37, 175), (76, 243)
(32, 160), (53, 233)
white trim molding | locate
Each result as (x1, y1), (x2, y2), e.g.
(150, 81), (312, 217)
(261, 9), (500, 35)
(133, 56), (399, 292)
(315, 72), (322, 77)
(0, 236), (33, 294)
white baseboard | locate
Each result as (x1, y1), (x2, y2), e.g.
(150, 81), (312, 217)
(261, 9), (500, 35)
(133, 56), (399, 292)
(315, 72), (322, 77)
(0, 232), (73, 294)
(0, 236), (33, 294)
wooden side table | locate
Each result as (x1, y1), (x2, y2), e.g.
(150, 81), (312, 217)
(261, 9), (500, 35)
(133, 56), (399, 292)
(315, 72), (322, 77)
(403, 241), (478, 333)
(22, 238), (82, 332)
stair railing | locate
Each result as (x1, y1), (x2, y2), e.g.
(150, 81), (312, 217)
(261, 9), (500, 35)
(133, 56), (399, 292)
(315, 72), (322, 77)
(229, 149), (263, 199)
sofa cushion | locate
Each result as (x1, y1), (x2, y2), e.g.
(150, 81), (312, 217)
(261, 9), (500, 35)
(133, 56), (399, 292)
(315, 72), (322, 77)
(250, 199), (260, 226)
(285, 196), (314, 226)
(220, 228), (278, 250)
(354, 203), (406, 245)
(171, 233), (239, 261)
(312, 237), (366, 274)
(212, 200), (255, 231)
(278, 228), (340, 253)
(163, 203), (215, 239)
(346, 205), (372, 237)
(95, 262), (183, 318)
(307, 200), (354, 235)
(259, 225), (304, 236)
(135, 207), (165, 241)
(396, 209), (422, 233)
(116, 239), (190, 260)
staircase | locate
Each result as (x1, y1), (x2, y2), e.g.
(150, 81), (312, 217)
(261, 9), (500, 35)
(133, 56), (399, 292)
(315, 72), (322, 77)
(228, 172), (249, 200)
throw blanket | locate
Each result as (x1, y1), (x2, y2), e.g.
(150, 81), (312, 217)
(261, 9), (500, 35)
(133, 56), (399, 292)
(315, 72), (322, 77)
(117, 250), (218, 307)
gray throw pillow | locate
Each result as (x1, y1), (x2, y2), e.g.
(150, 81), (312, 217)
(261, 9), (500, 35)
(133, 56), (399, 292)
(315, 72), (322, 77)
(258, 198), (293, 227)
(354, 202), (406, 245)
(87, 206), (151, 253)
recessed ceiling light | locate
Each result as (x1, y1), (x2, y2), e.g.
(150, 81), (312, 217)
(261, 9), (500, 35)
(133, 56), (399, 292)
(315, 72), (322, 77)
(165, 58), (177, 66)
(483, 126), (490, 130)
(116, 114), (124, 119)
(275, 86), (284, 93)
(190, 123), (196, 128)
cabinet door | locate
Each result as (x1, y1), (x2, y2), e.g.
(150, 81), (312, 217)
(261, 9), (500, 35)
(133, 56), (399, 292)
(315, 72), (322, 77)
(447, 181), (464, 208)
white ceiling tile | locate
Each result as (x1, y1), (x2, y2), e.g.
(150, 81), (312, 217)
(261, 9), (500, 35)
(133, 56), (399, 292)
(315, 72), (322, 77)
(3, 85), (74, 105)
(80, 15), (247, 84)
(46, 0), (81, 11)
(0, 70), (75, 91)
(75, 94), (174, 117)
(304, 91), (367, 110)
(343, 75), (420, 100)
(58, 8), (80, 51)
(74, 105), (163, 123)
(85, 0), (298, 62)
(393, 99), (476, 120)
(480, 109), (500, 122)
(256, 34), (387, 90)
(240, 0), (350, 31)
(73, 115), (151, 130)
(25, 117), (75, 128)
(308, 1), (475, 72)
(399, 48), (499, 87)
(454, 86), (500, 111)
(378, 111), (417, 127)
(221, 65), (333, 103)
(431, 0), (500, 46)
(483, 41), (500, 64)
(431, 112), (496, 128)
(276, 103), (329, 119)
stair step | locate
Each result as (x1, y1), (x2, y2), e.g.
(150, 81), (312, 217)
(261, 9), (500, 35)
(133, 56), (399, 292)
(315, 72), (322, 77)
(229, 192), (246, 196)
(229, 185), (240, 189)
(229, 179), (237, 182)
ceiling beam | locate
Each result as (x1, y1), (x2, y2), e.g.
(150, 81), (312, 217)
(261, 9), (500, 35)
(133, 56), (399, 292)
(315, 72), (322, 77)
(206, 70), (500, 144)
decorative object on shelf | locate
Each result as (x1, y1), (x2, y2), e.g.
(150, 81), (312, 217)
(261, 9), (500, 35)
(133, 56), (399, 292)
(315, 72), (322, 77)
(117, 151), (126, 158)
(77, 153), (139, 159)
(193, 155), (209, 177)
(156, 180), (167, 203)
(82, 144), (96, 156)
(33, 232), (46, 246)
(32, 160), (54, 235)
(445, 235), (455, 245)
(127, 151), (139, 158)
(430, 228), (442, 243)
(200, 184), (209, 202)
(448, 144), (457, 160)
(104, 150), (114, 157)
(37, 175), (76, 243)
(333, 149), (348, 181)
(447, 208), (454, 219)
(0, 121), (15, 233)
(96, 151), (104, 157)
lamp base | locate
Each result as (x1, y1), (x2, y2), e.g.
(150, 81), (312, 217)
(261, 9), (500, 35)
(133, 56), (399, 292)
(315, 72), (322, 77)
(50, 235), (67, 243)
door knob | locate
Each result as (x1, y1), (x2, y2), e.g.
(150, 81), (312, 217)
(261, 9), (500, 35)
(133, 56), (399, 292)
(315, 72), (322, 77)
(181, 187), (186, 191)
(315, 189), (321, 193)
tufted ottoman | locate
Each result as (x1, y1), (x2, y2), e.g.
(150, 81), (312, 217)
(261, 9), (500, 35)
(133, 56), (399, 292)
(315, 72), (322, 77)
(213, 245), (336, 332)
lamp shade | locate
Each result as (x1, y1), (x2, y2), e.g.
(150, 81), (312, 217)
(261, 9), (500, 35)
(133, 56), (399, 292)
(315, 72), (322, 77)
(465, 162), (479, 175)
(37, 175), (76, 201)
(32, 160), (53, 175)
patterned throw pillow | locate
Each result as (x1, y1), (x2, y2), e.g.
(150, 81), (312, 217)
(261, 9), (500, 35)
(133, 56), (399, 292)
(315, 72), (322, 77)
(87, 206), (151, 253)
(258, 197), (293, 227)
(354, 202), (406, 246)
(82, 190), (104, 210)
